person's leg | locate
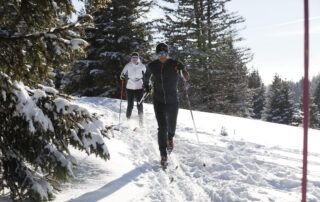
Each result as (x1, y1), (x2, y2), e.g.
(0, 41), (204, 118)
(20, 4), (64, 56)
(136, 89), (144, 115)
(167, 102), (179, 140)
(135, 89), (144, 126)
(126, 89), (134, 119)
(153, 100), (167, 157)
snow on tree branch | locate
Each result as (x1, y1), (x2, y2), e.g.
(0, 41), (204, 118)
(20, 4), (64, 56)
(0, 73), (110, 200)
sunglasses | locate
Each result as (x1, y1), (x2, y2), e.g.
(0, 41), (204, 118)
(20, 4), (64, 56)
(157, 51), (168, 57)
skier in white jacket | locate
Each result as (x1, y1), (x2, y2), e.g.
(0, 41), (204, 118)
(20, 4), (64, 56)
(120, 52), (146, 125)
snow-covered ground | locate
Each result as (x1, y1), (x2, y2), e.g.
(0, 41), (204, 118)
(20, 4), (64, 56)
(2, 97), (320, 201)
(53, 97), (320, 202)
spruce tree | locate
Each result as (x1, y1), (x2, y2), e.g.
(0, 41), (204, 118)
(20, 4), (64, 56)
(248, 70), (265, 119)
(311, 74), (320, 94)
(263, 75), (294, 125)
(64, 0), (153, 96)
(160, 0), (250, 116)
(292, 98), (303, 126)
(294, 96), (320, 128)
(0, 1), (110, 200)
(310, 81), (320, 128)
(288, 79), (303, 104)
(313, 80), (320, 113)
(309, 97), (320, 129)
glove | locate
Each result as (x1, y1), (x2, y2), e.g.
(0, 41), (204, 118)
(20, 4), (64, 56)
(120, 73), (126, 80)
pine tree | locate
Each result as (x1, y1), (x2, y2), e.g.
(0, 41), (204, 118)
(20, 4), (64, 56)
(288, 79), (303, 104)
(294, 96), (320, 128)
(263, 75), (294, 125)
(311, 74), (320, 94)
(313, 80), (320, 113)
(309, 97), (320, 129)
(248, 70), (265, 119)
(310, 81), (320, 128)
(0, 1), (110, 200)
(64, 0), (153, 96)
(160, 0), (250, 116)
(292, 101), (303, 126)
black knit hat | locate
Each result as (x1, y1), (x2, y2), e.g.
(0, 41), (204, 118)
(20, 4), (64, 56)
(131, 52), (139, 57)
(156, 43), (169, 54)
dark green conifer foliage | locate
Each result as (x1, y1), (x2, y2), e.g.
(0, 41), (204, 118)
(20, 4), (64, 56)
(309, 81), (320, 128)
(248, 70), (265, 119)
(294, 96), (319, 128)
(263, 75), (294, 125)
(64, 0), (153, 96)
(313, 81), (320, 113)
(160, 0), (250, 116)
(0, 1), (110, 200)
(309, 97), (320, 129)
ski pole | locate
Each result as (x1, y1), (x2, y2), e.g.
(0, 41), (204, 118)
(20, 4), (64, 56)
(180, 71), (199, 142)
(119, 79), (125, 124)
(180, 71), (205, 167)
(138, 92), (149, 105)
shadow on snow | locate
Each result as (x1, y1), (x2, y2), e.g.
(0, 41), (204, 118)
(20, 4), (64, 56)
(69, 162), (150, 202)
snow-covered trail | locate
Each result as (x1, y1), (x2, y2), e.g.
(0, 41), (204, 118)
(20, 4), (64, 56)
(52, 97), (320, 202)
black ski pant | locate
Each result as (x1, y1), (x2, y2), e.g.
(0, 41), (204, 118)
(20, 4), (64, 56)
(153, 100), (179, 156)
(126, 89), (144, 118)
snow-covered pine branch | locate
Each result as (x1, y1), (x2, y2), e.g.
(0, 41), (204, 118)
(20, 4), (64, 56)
(0, 73), (110, 201)
(0, 0), (113, 201)
(0, 14), (93, 84)
(0, 14), (94, 41)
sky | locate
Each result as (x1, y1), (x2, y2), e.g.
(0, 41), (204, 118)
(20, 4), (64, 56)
(226, 0), (320, 84)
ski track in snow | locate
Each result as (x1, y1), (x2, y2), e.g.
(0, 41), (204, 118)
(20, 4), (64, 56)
(65, 97), (320, 202)
(61, 97), (320, 202)
(2, 97), (319, 202)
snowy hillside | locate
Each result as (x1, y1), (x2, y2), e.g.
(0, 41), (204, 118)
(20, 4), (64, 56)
(3, 97), (319, 202)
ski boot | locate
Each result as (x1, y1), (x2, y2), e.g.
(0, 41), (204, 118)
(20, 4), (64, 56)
(167, 138), (174, 154)
(160, 155), (168, 169)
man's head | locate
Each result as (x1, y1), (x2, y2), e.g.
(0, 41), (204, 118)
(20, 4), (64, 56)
(131, 52), (139, 64)
(156, 43), (169, 63)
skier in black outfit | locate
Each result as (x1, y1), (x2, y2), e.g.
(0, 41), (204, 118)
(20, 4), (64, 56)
(143, 43), (189, 166)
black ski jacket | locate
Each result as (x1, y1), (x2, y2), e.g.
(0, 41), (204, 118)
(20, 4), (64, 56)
(143, 58), (187, 104)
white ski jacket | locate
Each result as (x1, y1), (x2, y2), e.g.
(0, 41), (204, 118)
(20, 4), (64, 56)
(121, 61), (146, 90)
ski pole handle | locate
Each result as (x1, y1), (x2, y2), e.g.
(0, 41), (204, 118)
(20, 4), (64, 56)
(120, 80), (125, 100)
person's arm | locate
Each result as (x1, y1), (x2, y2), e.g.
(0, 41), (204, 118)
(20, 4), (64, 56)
(177, 61), (190, 81)
(141, 64), (147, 78)
(120, 64), (128, 80)
(143, 64), (152, 92)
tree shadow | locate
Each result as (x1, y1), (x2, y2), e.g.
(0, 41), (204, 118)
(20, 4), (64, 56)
(69, 162), (152, 202)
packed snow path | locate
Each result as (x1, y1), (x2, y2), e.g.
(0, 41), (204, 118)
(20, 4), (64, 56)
(50, 97), (320, 202)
